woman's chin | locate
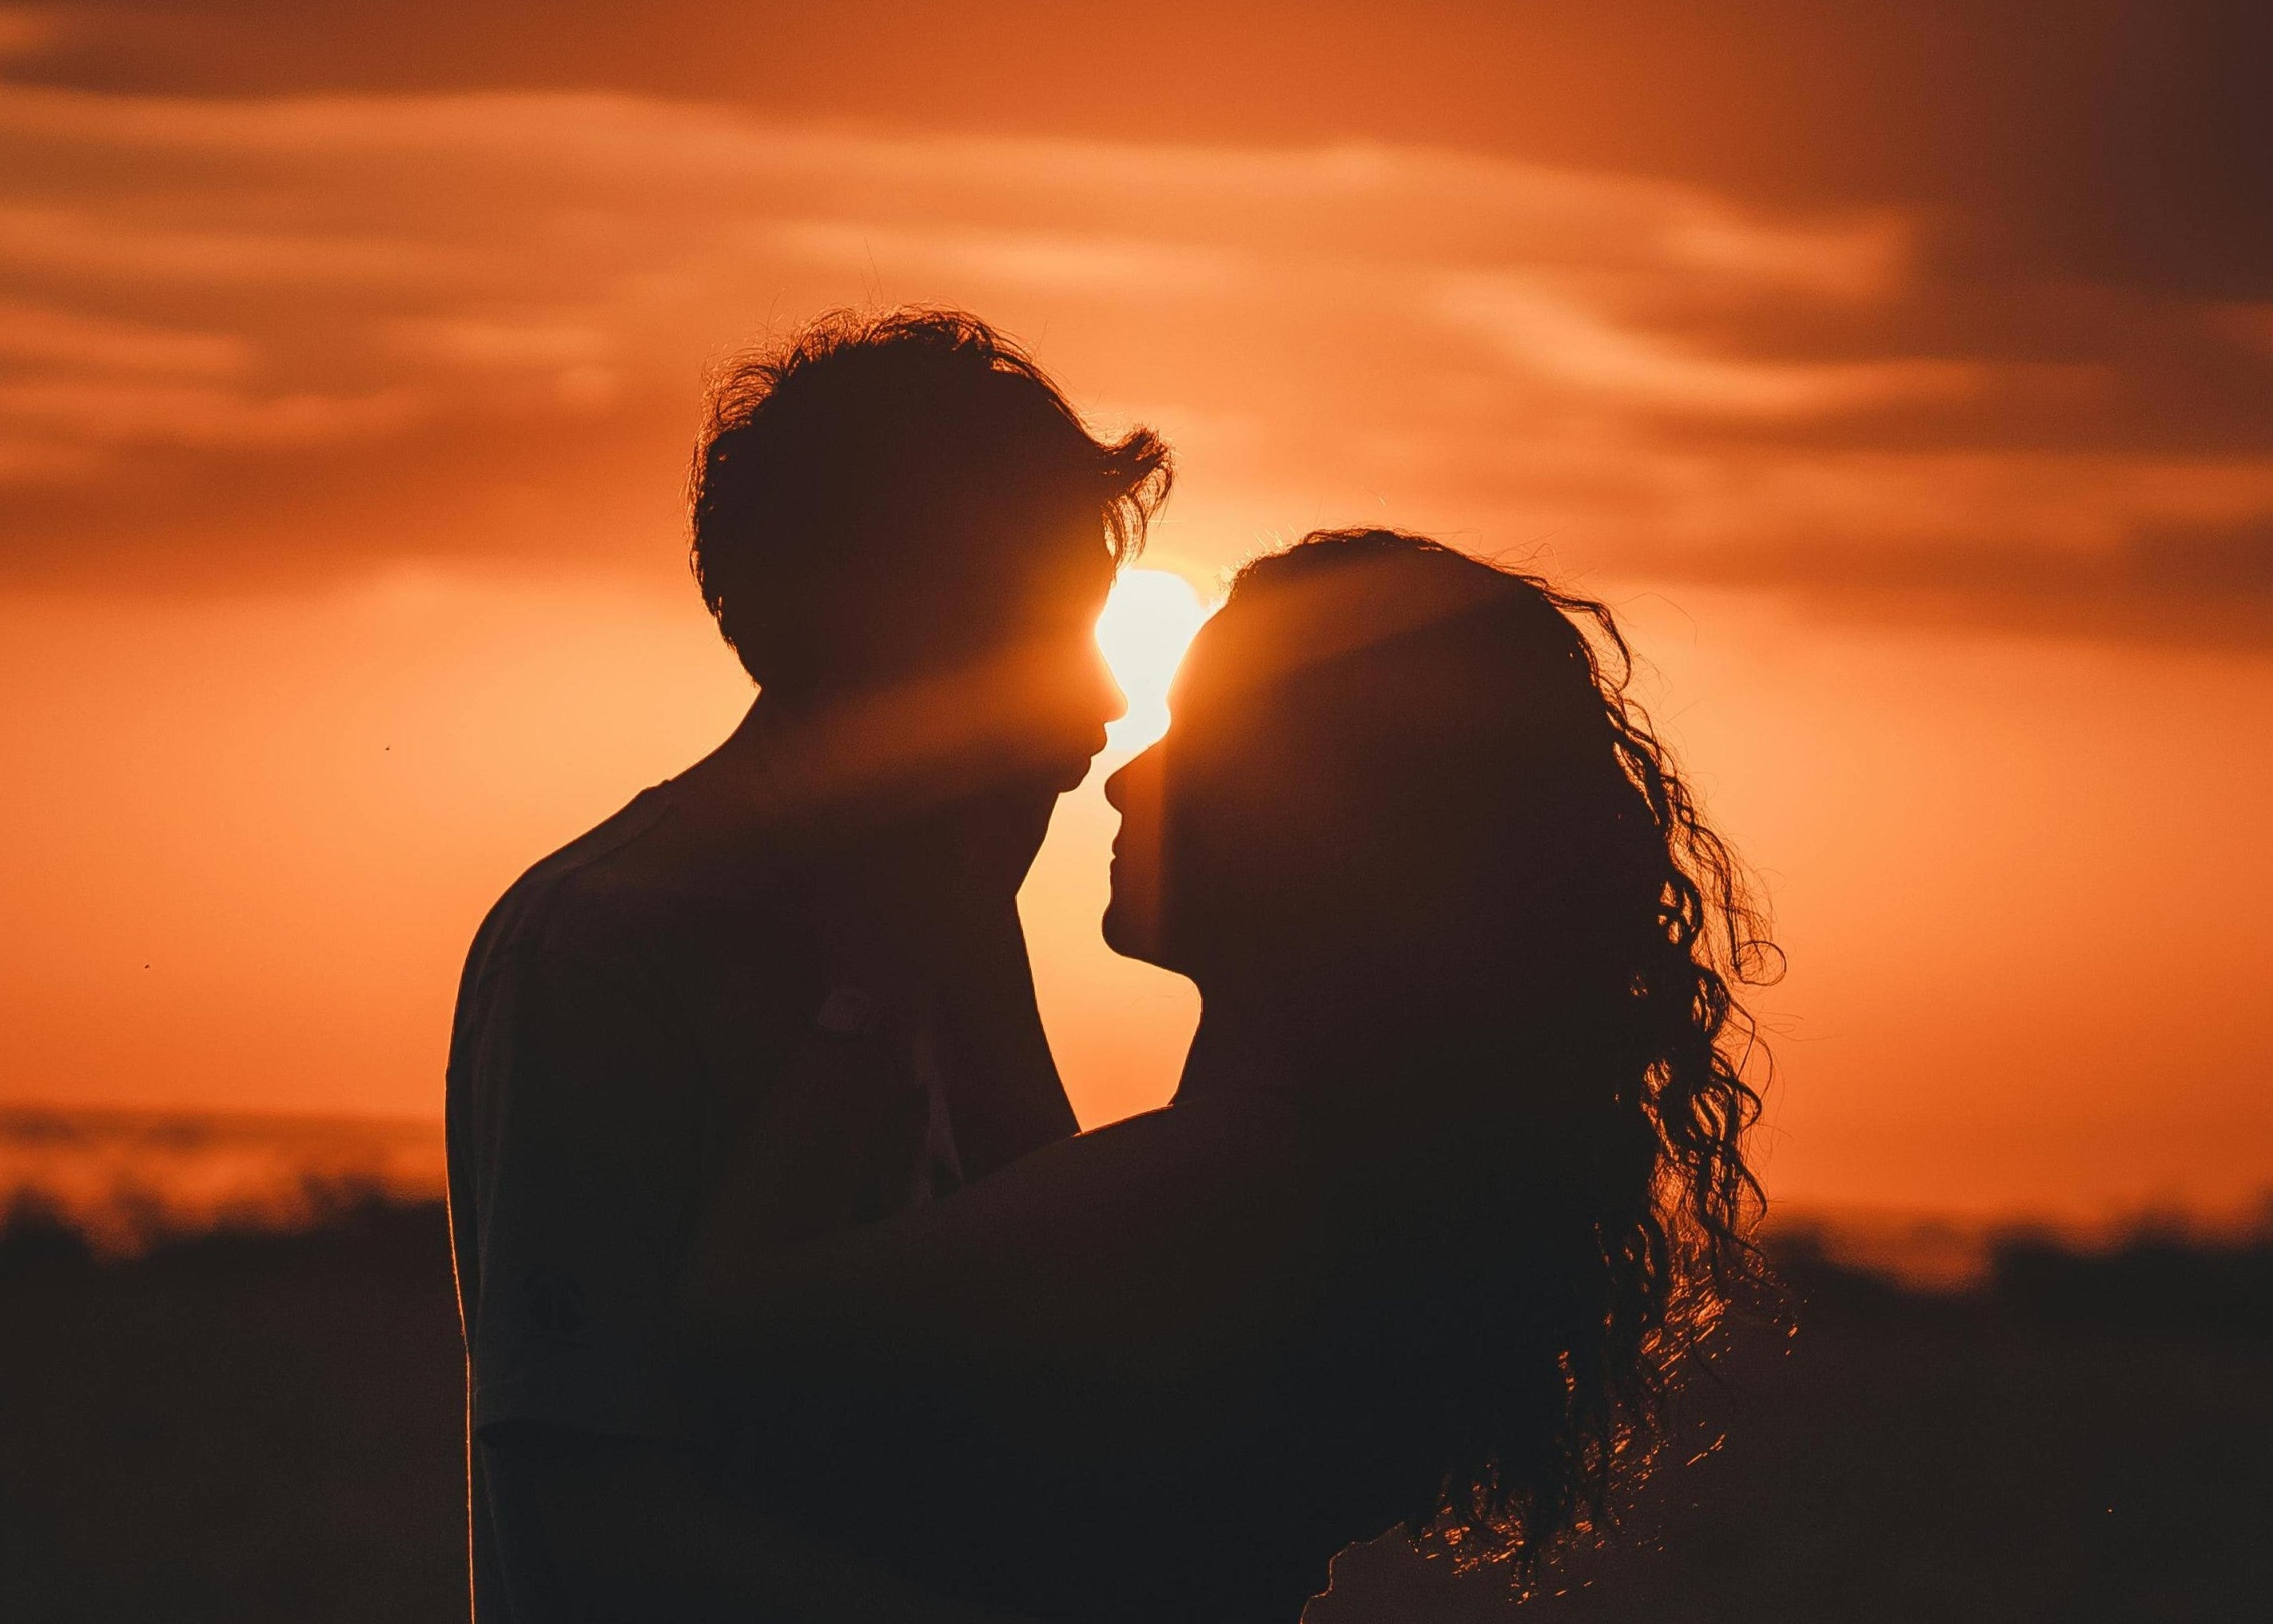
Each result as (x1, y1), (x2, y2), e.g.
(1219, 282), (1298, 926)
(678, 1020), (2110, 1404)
(1101, 893), (1168, 970)
(1099, 897), (1139, 959)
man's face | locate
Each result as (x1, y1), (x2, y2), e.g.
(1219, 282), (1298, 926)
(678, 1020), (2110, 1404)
(767, 504), (1124, 883)
(922, 515), (1122, 886)
(949, 515), (1124, 780)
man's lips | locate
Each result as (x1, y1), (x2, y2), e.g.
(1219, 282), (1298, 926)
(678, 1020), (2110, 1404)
(1047, 731), (1111, 791)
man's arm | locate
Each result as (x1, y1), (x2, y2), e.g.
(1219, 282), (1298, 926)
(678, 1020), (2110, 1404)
(484, 1423), (1041, 1624)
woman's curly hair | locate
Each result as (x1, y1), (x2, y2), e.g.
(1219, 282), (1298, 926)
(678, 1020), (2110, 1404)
(1225, 529), (1779, 1586)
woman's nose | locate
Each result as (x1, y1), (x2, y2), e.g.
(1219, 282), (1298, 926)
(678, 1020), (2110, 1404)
(1102, 762), (1128, 811)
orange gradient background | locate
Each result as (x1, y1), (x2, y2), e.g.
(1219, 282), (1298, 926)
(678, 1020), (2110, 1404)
(2, 2), (2269, 1224)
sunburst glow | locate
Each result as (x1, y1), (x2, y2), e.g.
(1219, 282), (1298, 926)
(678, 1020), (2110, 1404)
(1094, 568), (1216, 751)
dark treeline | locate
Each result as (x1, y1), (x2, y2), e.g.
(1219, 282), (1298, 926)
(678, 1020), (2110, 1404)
(14, 1187), (2271, 1327)
(4, 1194), (2270, 1622)
(1768, 1212), (2273, 1336)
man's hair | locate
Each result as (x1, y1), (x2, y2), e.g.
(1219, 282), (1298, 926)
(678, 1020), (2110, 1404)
(691, 308), (1172, 689)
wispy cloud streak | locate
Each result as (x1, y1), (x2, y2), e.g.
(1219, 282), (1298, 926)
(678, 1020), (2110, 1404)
(0, 82), (2266, 640)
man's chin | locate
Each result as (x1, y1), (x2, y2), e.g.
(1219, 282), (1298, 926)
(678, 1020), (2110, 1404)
(977, 747), (1093, 799)
(942, 778), (1057, 890)
(1039, 749), (1101, 794)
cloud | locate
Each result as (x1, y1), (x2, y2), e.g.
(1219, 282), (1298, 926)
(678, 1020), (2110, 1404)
(0, 203), (505, 290)
(386, 314), (603, 360)
(0, 6), (59, 64)
(1654, 519), (2273, 649)
(0, 75), (2267, 647)
(0, 301), (250, 375)
(1436, 272), (1981, 419)
(764, 220), (1241, 299)
(0, 376), (417, 449)
(14, 0), (2265, 302)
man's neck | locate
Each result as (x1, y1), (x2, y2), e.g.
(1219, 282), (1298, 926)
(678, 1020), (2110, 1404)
(675, 695), (1036, 939)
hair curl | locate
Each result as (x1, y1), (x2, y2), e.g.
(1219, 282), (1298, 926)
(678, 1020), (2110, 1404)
(1228, 529), (1779, 1585)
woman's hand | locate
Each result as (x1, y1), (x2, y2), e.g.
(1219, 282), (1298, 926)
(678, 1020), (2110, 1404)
(679, 1005), (926, 1342)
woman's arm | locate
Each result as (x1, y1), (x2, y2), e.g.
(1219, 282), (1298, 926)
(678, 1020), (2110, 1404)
(678, 1089), (1305, 1383)
(671, 1089), (1322, 1622)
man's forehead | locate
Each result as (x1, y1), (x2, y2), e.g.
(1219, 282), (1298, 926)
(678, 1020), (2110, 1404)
(1005, 518), (1118, 600)
(919, 551), (1112, 651)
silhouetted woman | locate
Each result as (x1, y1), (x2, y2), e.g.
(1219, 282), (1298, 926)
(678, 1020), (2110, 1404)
(681, 528), (1777, 1622)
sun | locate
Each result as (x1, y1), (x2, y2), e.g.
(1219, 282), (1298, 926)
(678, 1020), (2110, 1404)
(1094, 568), (1216, 751)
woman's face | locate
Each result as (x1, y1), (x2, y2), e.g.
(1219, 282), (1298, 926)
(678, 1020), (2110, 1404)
(1100, 564), (1573, 1000)
(1105, 545), (1646, 1057)
(1103, 615), (1228, 976)
(1101, 603), (1349, 981)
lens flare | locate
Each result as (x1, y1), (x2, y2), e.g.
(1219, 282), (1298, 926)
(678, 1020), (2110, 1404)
(1095, 568), (1215, 751)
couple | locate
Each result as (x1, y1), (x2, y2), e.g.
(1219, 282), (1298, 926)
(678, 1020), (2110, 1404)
(444, 308), (1770, 1622)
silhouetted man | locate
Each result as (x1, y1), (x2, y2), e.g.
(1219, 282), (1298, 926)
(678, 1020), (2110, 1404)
(444, 310), (1170, 1622)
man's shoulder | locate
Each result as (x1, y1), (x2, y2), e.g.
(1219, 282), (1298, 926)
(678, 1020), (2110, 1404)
(472, 786), (679, 968)
(460, 785), (802, 998)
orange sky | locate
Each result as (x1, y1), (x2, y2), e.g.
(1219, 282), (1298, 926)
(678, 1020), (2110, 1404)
(2, 2), (2268, 1220)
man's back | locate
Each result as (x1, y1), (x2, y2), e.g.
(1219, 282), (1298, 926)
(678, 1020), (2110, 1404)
(444, 779), (1077, 1620)
(443, 304), (1160, 1618)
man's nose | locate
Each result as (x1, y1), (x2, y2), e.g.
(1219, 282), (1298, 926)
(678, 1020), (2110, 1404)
(1095, 647), (1129, 726)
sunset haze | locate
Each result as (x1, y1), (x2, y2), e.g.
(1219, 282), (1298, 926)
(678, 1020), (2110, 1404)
(2, 1), (2269, 1224)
